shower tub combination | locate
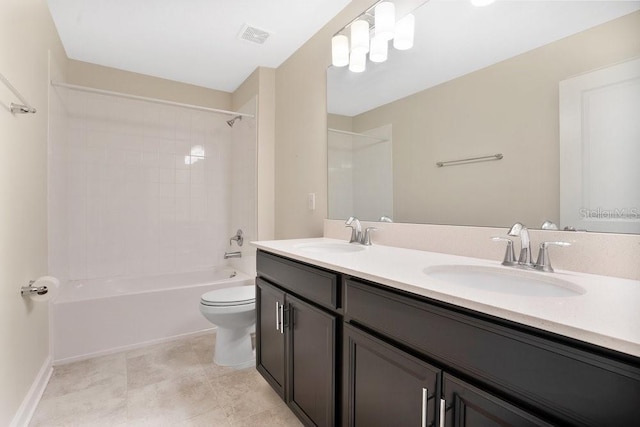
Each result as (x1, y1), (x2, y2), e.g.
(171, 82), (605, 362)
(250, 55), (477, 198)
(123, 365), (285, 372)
(52, 268), (254, 363)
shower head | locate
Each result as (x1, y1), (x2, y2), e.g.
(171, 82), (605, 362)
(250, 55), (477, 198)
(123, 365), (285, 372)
(226, 115), (242, 127)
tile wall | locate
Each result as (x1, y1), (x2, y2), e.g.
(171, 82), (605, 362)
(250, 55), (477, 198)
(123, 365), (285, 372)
(49, 88), (254, 281)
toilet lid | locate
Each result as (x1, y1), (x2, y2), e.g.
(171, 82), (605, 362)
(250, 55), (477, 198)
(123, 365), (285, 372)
(201, 286), (255, 306)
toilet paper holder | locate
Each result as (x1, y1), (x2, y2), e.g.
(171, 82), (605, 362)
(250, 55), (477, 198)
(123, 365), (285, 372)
(21, 280), (49, 297)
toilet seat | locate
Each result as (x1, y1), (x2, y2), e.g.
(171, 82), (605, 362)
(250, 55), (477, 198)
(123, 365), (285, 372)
(201, 286), (255, 307)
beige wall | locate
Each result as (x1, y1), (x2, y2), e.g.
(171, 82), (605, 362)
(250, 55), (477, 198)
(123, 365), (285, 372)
(274, 0), (373, 239)
(233, 67), (277, 240)
(0, 0), (67, 425)
(350, 11), (640, 227)
(328, 113), (353, 131)
(67, 59), (231, 108)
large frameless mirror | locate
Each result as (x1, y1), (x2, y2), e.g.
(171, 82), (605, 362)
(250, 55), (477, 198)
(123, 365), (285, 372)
(327, 0), (640, 234)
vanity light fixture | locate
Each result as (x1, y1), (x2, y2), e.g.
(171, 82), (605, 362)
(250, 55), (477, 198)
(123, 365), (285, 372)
(331, 1), (416, 71)
(470, 0), (496, 7)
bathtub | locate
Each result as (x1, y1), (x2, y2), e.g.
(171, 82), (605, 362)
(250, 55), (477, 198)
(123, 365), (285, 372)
(52, 268), (254, 363)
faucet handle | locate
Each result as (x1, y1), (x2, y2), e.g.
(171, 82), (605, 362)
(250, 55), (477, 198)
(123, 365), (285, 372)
(345, 224), (359, 243)
(534, 241), (571, 273)
(492, 237), (516, 266)
(362, 227), (378, 246)
(229, 229), (244, 246)
(345, 216), (361, 243)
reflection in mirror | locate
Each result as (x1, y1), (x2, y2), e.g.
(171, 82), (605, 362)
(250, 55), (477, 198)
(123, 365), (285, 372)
(328, 124), (393, 221)
(327, 0), (640, 234)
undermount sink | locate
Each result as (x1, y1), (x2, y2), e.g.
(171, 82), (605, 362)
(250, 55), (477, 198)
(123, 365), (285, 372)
(294, 242), (366, 254)
(424, 265), (585, 297)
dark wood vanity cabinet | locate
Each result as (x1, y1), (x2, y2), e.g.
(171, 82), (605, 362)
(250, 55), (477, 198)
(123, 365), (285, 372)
(344, 278), (640, 427)
(287, 294), (336, 426)
(442, 375), (552, 427)
(256, 250), (640, 427)
(256, 251), (339, 426)
(343, 323), (551, 427)
(343, 324), (440, 427)
(256, 278), (286, 397)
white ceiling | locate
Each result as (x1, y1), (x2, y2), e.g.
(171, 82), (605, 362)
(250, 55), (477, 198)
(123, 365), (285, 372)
(47, 0), (351, 92)
(328, 0), (640, 116)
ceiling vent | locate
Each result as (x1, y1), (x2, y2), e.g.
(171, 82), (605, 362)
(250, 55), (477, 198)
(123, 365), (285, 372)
(238, 24), (271, 45)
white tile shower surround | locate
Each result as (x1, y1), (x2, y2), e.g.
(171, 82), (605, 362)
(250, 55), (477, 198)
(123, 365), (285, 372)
(30, 332), (301, 427)
(49, 88), (257, 282)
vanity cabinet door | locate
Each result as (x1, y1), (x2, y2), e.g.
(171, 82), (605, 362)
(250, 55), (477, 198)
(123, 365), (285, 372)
(287, 294), (336, 427)
(256, 278), (286, 398)
(442, 374), (552, 427)
(343, 324), (440, 427)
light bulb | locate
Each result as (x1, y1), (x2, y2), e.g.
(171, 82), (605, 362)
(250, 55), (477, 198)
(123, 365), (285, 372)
(369, 35), (388, 63)
(349, 50), (366, 73)
(350, 19), (370, 54)
(331, 35), (349, 67)
(393, 14), (415, 51)
(375, 2), (395, 41)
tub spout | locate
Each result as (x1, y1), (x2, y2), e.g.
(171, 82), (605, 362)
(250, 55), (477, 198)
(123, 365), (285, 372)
(224, 251), (242, 259)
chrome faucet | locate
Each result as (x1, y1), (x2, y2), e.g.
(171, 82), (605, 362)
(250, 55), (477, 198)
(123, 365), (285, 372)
(493, 222), (571, 272)
(345, 217), (377, 245)
(508, 222), (533, 266)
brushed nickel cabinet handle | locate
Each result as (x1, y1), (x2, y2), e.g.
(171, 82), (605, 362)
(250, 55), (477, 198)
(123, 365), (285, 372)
(279, 302), (285, 334)
(439, 398), (446, 427)
(421, 388), (428, 427)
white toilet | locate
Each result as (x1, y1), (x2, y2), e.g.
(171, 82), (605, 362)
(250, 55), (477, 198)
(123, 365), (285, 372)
(199, 285), (256, 369)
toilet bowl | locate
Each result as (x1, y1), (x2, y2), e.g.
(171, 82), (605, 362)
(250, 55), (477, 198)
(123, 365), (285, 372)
(199, 285), (256, 369)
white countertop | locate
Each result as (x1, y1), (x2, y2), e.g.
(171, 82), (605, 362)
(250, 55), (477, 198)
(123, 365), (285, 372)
(253, 237), (640, 358)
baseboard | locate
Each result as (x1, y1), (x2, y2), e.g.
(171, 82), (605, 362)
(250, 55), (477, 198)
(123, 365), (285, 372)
(10, 356), (53, 427)
(53, 327), (217, 366)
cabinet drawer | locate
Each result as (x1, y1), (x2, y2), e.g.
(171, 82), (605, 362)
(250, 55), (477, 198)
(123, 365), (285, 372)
(344, 279), (640, 426)
(257, 250), (339, 310)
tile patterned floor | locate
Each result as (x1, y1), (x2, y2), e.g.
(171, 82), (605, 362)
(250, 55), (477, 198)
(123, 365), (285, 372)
(30, 333), (302, 426)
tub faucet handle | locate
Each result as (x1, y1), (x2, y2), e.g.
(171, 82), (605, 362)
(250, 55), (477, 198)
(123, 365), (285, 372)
(229, 229), (244, 247)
